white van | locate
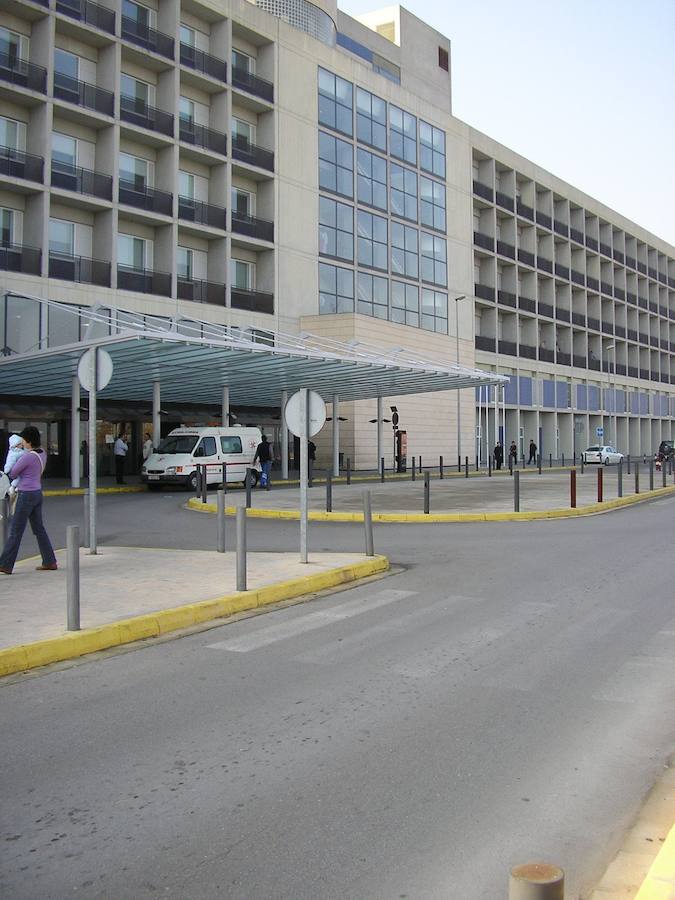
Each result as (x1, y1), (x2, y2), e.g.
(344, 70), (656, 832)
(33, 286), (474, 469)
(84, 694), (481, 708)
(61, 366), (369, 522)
(141, 426), (262, 491)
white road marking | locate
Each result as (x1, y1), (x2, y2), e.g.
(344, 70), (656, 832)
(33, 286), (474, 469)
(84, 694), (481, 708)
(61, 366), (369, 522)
(207, 588), (418, 652)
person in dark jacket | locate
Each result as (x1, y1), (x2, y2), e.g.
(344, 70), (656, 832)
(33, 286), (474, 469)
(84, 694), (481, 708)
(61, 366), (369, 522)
(528, 439), (537, 465)
(508, 441), (518, 466)
(254, 435), (273, 490)
(493, 442), (503, 470)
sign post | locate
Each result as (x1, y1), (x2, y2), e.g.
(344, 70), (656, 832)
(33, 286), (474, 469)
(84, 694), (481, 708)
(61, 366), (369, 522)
(284, 389), (326, 563)
(78, 347), (113, 555)
(596, 426), (604, 440)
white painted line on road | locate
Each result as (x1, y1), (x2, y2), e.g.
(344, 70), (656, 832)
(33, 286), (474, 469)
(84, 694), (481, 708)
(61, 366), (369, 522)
(393, 626), (506, 679)
(207, 588), (418, 652)
(592, 656), (675, 705)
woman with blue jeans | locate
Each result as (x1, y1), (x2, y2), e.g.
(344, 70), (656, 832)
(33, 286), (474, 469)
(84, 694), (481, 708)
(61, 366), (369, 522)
(0, 426), (57, 574)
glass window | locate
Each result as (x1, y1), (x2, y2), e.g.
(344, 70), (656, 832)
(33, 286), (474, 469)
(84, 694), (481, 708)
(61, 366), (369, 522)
(318, 131), (353, 199)
(221, 436), (243, 453)
(390, 163), (417, 221)
(232, 188), (254, 216)
(195, 436), (217, 457)
(118, 234), (148, 270)
(119, 153), (150, 189)
(389, 105), (417, 164)
(318, 67), (353, 137)
(177, 246), (193, 279)
(420, 232), (447, 286)
(120, 74), (151, 105)
(0, 208), (16, 246)
(319, 196), (353, 261)
(421, 288), (448, 332)
(180, 24), (195, 45)
(48, 303), (80, 347)
(232, 117), (255, 146)
(357, 210), (387, 271)
(232, 259), (254, 289)
(179, 170), (194, 198)
(0, 28), (24, 64)
(179, 96), (195, 122)
(0, 116), (24, 151)
(391, 281), (419, 326)
(232, 49), (254, 73)
(356, 148), (387, 211)
(123, 0), (151, 27)
(49, 219), (75, 256)
(52, 133), (77, 168)
(420, 176), (446, 232)
(5, 294), (40, 354)
(54, 48), (79, 78)
(356, 87), (386, 151)
(420, 121), (446, 179)
(357, 272), (388, 319)
(391, 222), (418, 279)
(318, 262), (354, 313)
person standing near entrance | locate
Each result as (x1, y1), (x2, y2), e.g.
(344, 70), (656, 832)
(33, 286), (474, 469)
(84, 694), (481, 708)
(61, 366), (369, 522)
(493, 442), (503, 470)
(0, 426), (57, 574)
(114, 431), (128, 485)
(142, 432), (154, 470)
(254, 434), (273, 490)
(508, 441), (518, 467)
(528, 438), (537, 465)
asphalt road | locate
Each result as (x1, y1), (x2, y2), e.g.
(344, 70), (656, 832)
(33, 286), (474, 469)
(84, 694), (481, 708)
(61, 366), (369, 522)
(2, 493), (675, 898)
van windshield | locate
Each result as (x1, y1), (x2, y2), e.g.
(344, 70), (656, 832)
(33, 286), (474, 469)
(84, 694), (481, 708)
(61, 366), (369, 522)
(157, 435), (198, 454)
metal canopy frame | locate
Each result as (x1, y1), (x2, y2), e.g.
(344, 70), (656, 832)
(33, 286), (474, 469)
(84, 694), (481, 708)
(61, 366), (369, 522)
(1, 293), (508, 406)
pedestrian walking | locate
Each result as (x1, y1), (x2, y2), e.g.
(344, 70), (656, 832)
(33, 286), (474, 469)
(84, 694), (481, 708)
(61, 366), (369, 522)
(254, 434), (273, 490)
(308, 440), (316, 485)
(142, 432), (154, 470)
(114, 431), (128, 484)
(528, 438), (537, 465)
(493, 442), (503, 470)
(508, 441), (518, 466)
(0, 426), (57, 574)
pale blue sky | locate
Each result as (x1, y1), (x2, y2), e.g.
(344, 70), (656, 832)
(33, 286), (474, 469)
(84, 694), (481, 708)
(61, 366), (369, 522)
(339, 0), (675, 247)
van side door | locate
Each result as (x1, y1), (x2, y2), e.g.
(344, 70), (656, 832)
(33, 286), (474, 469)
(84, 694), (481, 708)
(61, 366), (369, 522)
(193, 436), (218, 483)
(220, 435), (244, 483)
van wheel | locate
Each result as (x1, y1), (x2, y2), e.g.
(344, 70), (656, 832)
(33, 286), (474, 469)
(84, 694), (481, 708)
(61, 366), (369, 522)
(246, 470), (259, 487)
(188, 472), (198, 492)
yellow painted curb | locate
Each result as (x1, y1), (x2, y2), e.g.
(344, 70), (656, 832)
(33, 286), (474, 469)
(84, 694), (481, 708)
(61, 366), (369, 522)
(187, 484), (675, 524)
(634, 821), (675, 900)
(0, 555), (389, 677)
(44, 486), (146, 497)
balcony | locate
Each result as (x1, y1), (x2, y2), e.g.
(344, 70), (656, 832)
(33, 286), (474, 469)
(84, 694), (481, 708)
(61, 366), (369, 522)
(638, 296), (648, 310)
(538, 301), (553, 318)
(495, 191), (514, 212)
(519, 344), (536, 359)
(120, 95), (174, 137)
(601, 321), (613, 335)
(48, 252), (111, 286)
(615, 325), (626, 338)
(231, 135), (274, 172)
(536, 211), (552, 229)
(627, 292), (637, 305)
(230, 287), (274, 314)
(119, 179), (173, 215)
(660, 338), (669, 350)
(0, 145), (43, 183)
(571, 269), (584, 286)
(539, 347), (555, 363)
(553, 220), (568, 237)
(516, 200), (533, 220)
(475, 335), (496, 352)
(637, 261), (647, 275)
(178, 196), (226, 230)
(614, 287), (625, 301)
(472, 180), (493, 202)
(177, 277), (226, 305)
(615, 363), (626, 376)
(613, 249), (624, 264)
(554, 263), (569, 280)
(231, 66), (274, 103)
(555, 307), (570, 322)
(51, 161), (112, 200)
(587, 317), (600, 331)
(570, 227), (584, 244)
(627, 328), (638, 341)
(588, 356), (601, 371)
(626, 255), (636, 269)
(627, 365), (638, 378)
(473, 231), (494, 252)
(639, 332), (649, 344)
(496, 240), (515, 259)
(497, 289), (516, 308)
(600, 281), (613, 296)
(0, 243), (41, 275)
(649, 335), (659, 348)
(0, 53), (47, 93)
(571, 312), (586, 327)
(517, 248), (535, 267)
(599, 242), (612, 257)
(121, 16), (174, 60)
(232, 211), (274, 242)
(179, 119), (227, 156)
(498, 339), (517, 356)
(648, 266), (657, 280)
(557, 351), (571, 366)
(180, 43), (227, 83)
(117, 264), (171, 296)
(639, 368), (649, 380)
(55, 0), (115, 35)
(518, 296), (536, 314)
(537, 255), (552, 273)
(585, 236), (598, 252)
(474, 283), (495, 302)
(659, 305), (669, 318)
(587, 276), (599, 292)
(649, 301), (658, 314)
(53, 72), (114, 116)
(573, 354), (586, 369)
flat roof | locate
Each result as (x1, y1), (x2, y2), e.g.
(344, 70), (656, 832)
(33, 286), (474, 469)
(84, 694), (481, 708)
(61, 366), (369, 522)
(1, 293), (507, 405)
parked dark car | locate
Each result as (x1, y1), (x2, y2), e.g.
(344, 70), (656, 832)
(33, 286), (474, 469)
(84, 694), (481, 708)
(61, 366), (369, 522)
(657, 440), (673, 460)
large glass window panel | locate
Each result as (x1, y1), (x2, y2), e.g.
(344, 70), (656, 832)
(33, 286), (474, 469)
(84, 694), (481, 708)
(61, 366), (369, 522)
(0, 117), (24, 151)
(319, 196), (353, 261)
(123, 0), (151, 27)
(177, 246), (192, 279)
(0, 28), (24, 65)
(119, 153), (150, 189)
(390, 163), (417, 221)
(120, 74), (151, 104)
(420, 232), (447, 286)
(318, 262), (354, 313)
(355, 87), (386, 152)
(48, 303), (80, 347)
(318, 67), (353, 137)
(357, 209), (387, 271)
(421, 288), (448, 332)
(179, 170), (194, 198)
(54, 48), (79, 78)
(232, 259), (254, 289)
(0, 208), (15, 245)
(357, 272), (388, 319)
(52, 133), (77, 168)
(391, 222), (418, 279)
(389, 105), (417, 164)
(6, 294), (41, 355)
(232, 48), (254, 72)
(356, 148), (387, 211)
(49, 219), (75, 256)
(118, 233), (147, 269)
(391, 281), (419, 326)
(420, 176), (446, 232)
(420, 121), (446, 179)
(318, 131), (353, 199)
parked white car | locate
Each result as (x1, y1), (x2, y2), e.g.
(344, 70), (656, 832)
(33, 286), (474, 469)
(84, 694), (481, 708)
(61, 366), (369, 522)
(582, 445), (624, 465)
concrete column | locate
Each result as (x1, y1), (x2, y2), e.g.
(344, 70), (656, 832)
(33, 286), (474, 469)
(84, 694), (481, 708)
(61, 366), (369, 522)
(152, 380), (161, 448)
(376, 396), (383, 469)
(71, 375), (80, 488)
(222, 385), (230, 426)
(332, 393), (340, 477)
(280, 389), (289, 480)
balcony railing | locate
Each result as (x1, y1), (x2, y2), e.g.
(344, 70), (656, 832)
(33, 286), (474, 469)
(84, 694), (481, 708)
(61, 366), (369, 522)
(179, 118), (227, 155)
(571, 312), (586, 327)
(627, 329), (638, 342)
(231, 66), (274, 103)
(495, 191), (514, 212)
(497, 290), (516, 308)
(53, 71), (114, 116)
(638, 296), (648, 309)
(648, 266), (657, 279)
(573, 354), (586, 369)
(180, 44), (227, 83)
(518, 296), (536, 314)
(555, 307), (570, 322)
(570, 269), (584, 286)
(639, 332), (649, 344)
(553, 220), (568, 237)
(121, 16), (174, 59)
(117, 264), (171, 296)
(585, 235), (598, 252)
(496, 240), (515, 259)
(660, 337), (669, 350)
(177, 277), (226, 305)
(474, 335), (496, 352)
(230, 287), (274, 314)
(554, 263), (569, 280)
(120, 95), (174, 137)
(601, 321), (613, 335)
(232, 211), (274, 242)
(637, 261), (647, 275)
(0, 243), (41, 275)
(539, 347), (555, 362)
(587, 276), (599, 292)
(498, 339), (517, 356)
(615, 363), (626, 376)
(557, 351), (571, 366)
(659, 305), (669, 318)
(536, 211), (552, 229)
(119, 179), (173, 215)
(178, 196), (226, 230)
(613, 249), (624, 264)
(600, 280), (613, 296)
(627, 292), (637, 305)
(474, 283), (495, 301)
(649, 301), (658, 314)
(588, 357), (601, 371)
(614, 287), (625, 301)
(649, 335), (659, 348)
(231, 134), (274, 172)
(627, 365), (638, 378)
(615, 325), (626, 338)
(639, 368), (649, 380)
(48, 252), (111, 286)
(538, 301), (553, 318)
(517, 248), (535, 267)
(51, 161), (112, 200)
(537, 256), (552, 273)
(570, 227), (584, 244)
(0, 145), (43, 183)
(516, 200), (533, 220)
(0, 52), (47, 93)
(519, 344), (536, 359)
(55, 0), (116, 34)
(625, 255), (636, 269)
(587, 316), (600, 331)
(473, 231), (494, 252)
(599, 241), (612, 257)
(472, 180), (493, 202)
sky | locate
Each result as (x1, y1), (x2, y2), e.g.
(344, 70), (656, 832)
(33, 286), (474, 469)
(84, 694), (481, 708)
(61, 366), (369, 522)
(338, 0), (675, 248)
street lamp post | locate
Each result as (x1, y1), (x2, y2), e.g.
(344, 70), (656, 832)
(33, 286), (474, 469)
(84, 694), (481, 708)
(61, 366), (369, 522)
(454, 295), (466, 467)
(604, 341), (615, 446)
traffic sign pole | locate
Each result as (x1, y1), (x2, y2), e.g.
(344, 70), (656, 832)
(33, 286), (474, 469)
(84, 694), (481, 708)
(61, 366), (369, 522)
(300, 388), (309, 563)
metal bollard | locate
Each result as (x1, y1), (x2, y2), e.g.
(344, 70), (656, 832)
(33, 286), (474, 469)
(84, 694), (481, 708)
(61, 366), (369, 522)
(663, 463), (667, 488)
(549, 453), (552, 468)
(475, 455), (479, 471)
(411, 457), (416, 481)
(217, 489), (225, 553)
(580, 455), (584, 474)
(597, 467), (603, 502)
(381, 457), (385, 483)
(346, 457), (351, 485)
(562, 452), (565, 468)
(649, 459), (654, 491)
(245, 468), (252, 508)
(236, 506), (247, 591)
(573, 451), (576, 467)
(570, 469), (577, 508)
(362, 489), (374, 556)
(201, 464), (208, 503)
(513, 469), (520, 512)
(538, 454), (542, 474)
(66, 525), (80, 631)
(509, 863), (564, 900)
(424, 471), (430, 514)
(458, 454), (462, 472)
(635, 463), (640, 494)
(465, 456), (469, 478)
(626, 454), (631, 474)
(618, 462), (623, 498)
(82, 489), (89, 547)
(326, 472), (332, 512)
(488, 455), (492, 477)
(419, 455), (423, 471)
(439, 455), (444, 479)
(222, 462), (227, 489)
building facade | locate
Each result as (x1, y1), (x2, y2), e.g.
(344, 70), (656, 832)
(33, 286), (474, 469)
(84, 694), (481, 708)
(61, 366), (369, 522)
(1, 0), (673, 470)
